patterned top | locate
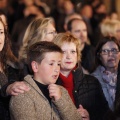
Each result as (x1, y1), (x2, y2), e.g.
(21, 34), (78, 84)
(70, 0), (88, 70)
(0, 71), (8, 89)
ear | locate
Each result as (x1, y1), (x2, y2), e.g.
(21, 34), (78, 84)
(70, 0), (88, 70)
(31, 61), (39, 73)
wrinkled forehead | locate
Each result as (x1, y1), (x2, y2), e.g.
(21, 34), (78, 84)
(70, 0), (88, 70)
(72, 20), (87, 28)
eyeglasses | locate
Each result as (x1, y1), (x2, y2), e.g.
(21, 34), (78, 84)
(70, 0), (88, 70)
(100, 48), (119, 55)
(46, 31), (57, 36)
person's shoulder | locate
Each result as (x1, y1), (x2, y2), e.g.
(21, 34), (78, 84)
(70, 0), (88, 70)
(7, 60), (21, 69)
(91, 66), (101, 76)
(59, 85), (67, 93)
(85, 44), (95, 49)
(84, 74), (100, 84)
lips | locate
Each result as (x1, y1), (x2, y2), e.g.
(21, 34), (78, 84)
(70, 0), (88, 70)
(65, 62), (72, 64)
(53, 75), (59, 79)
(108, 59), (115, 62)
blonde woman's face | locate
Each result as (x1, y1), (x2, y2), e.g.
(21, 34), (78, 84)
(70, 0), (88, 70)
(44, 23), (56, 42)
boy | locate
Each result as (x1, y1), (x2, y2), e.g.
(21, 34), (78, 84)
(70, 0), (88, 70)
(10, 41), (82, 120)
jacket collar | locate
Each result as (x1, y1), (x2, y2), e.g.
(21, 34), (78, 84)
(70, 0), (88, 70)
(57, 64), (84, 89)
(72, 65), (84, 89)
(24, 75), (47, 100)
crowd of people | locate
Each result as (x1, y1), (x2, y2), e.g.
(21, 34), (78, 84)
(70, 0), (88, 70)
(0, 0), (120, 120)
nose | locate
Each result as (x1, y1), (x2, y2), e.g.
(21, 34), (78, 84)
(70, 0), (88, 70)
(108, 51), (113, 56)
(54, 65), (60, 73)
(66, 52), (71, 59)
(53, 31), (57, 36)
(80, 31), (84, 37)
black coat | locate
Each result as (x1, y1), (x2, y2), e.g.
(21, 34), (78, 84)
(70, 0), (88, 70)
(81, 44), (96, 73)
(114, 63), (120, 119)
(0, 65), (21, 120)
(57, 66), (109, 120)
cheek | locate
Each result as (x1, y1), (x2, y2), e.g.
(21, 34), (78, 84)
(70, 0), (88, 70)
(74, 55), (78, 63)
(61, 58), (65, 66)
(46, 35), (54, 42)
(116, 53), (120, 61)
(73, 33), (79, 38)
(84, 32), (87, 37)
(0, 38), (5, 50)
(100, 56), (107, 64)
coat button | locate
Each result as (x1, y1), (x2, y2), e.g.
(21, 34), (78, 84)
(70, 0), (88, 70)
(75, 90), (77, 93)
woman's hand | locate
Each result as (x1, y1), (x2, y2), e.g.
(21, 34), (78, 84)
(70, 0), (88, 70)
(77, 105), (90, 120)
(6, 81), (30, 96)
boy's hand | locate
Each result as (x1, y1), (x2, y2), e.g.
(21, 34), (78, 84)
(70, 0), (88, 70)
(6, 81), (30, 96)
(48, 84), (62, 101)
(77, 105), (90, 120)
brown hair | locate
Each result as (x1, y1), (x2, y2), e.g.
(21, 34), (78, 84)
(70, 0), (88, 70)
(0, 18), (18, 73)
(27, 41), (62, 73)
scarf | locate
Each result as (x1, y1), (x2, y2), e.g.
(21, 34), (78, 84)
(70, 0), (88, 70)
(59, 72), (75, 104)
(100, 66), (117, 102)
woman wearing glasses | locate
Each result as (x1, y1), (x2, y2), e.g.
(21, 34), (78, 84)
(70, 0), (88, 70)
(92, 36), (120, 113)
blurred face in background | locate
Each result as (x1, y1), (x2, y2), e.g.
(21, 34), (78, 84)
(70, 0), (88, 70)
(100, 41), (120, 71)
(71, 20), (87, 45)
(23, 0), (34, 6)
(63, 0), (74, 14)
(115, 24), (120, 42)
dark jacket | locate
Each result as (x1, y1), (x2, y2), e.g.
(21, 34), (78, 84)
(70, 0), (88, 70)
(57, 66), (109, 120)
(0, 64), (21, 120)
(114, 63), (120, 119)
(81, 44), (96, 73)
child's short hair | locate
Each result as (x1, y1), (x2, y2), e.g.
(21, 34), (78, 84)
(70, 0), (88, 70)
(27, 41), (62, 73)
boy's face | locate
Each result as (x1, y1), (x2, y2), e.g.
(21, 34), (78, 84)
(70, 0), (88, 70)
(33, 52), (62, 85)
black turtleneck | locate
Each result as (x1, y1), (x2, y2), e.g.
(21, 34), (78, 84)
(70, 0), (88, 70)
(34, 80), (51, 105)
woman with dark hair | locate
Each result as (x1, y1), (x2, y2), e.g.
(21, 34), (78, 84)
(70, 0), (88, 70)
(0, 17), (29, 120)
(92, 36), (120, 112)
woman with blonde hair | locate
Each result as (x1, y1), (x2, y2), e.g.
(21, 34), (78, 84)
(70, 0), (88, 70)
(19, 17), (56, 77)
(100, 19), (120, 42)
(19, 17), (56, 61)
(53, 32), (109, 120)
